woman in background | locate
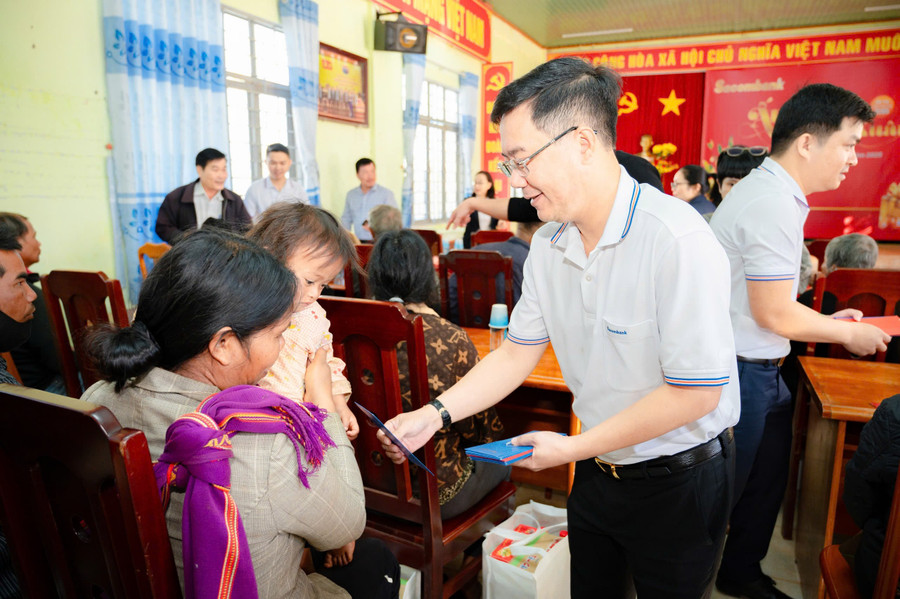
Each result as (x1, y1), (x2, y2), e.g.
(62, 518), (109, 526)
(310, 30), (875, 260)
(709, 146), (768, 206)
(368, 230), (510, 518)
(462, 171), (502, 248)
(671, 164), (715, 217)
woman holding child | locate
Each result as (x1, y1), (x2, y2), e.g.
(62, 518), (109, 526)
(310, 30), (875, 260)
(82, 226), (398, 599)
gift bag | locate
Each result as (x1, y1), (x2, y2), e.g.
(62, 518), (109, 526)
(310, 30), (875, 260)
(482, 501), (570, 599)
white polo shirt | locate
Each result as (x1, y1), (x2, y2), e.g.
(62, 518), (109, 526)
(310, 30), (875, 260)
(709, 157), (809, 359)
(508, 166), (740, 464)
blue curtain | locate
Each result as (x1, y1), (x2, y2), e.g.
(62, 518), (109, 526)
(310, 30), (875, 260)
(281, 0), (320, 206)
(401, 54), (425, 227)
(458, 71), (479, 198)
(103, 0), (228, 303)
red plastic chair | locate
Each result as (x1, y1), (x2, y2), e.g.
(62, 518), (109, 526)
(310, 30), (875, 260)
(471, 230), (513, 247)
(320, 297), (515, 599)
(41, 270), (130, 397)
(0, 385), (181, 598)
(438, 250), (513, 328)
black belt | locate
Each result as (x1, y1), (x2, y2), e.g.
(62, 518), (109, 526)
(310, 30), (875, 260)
(593, 428), (733, 480)
(737, 355), (785, 367)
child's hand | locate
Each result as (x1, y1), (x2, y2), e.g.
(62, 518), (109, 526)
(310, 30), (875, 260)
(304, 349), (336, 412)
(323, 540), (355, 568)
(335, 398), (359, 440)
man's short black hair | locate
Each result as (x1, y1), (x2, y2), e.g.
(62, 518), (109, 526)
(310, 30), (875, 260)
(196, 148), (227, 168)
(771, 83), (875, 156)
(266, 143), (290, 156)
(356, 158), (375, 173)
(490, 57), (622, 148)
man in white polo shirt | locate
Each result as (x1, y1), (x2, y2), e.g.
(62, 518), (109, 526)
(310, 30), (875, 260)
(711, 84), (889, 599)
(243, 143), (309, 219)
(376, 57), (740, 597)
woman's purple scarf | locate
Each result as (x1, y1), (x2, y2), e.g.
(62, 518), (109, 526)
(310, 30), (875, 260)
(153, 385), (336, 599)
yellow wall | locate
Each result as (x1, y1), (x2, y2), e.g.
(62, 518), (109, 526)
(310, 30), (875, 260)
(0, 0), (546, 277)
(0, 0), (114, 275)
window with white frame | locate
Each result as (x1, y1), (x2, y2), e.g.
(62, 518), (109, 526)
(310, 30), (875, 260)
(412, 82), (461, 223)
(222, 9), (298, 196)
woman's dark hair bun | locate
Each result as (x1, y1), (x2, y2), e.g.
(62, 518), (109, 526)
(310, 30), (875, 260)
(86, 321), (161, 392)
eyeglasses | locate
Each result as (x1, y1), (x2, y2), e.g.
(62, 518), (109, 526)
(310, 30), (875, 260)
(497, 126), (578, 178)
(724, 145), (767, 157)
(671, 180), (687, 189)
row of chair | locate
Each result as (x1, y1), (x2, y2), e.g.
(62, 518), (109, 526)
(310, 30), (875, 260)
(0, 297), (515, 598)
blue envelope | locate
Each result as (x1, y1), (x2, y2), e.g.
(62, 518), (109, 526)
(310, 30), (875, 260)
(354, 402), (435, 477)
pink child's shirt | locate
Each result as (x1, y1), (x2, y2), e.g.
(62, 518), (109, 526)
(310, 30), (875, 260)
(260, 301), (351, 402)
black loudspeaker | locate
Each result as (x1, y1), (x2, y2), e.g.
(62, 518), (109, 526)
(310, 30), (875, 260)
(374, 18), (427, 54)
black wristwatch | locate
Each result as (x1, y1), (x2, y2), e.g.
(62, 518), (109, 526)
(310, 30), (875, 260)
(428, 399), (452, 428)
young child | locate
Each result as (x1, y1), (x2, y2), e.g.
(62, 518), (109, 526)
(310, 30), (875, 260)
(248, 202), (360, 440)
(248, 202), (362, 569)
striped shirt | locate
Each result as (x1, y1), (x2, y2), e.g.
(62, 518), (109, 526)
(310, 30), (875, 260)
(508, 166), (739, 464)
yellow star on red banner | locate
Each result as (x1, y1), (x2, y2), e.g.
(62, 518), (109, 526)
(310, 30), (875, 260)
(658, 90), (686, 116)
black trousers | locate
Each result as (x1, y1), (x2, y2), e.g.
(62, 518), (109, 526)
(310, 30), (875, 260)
(311, 537), (400, 599)
(568, 436), (734, 598)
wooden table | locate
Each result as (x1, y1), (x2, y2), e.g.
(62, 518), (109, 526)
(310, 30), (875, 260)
(793, 356), (900, 599)
(463, 327), (576, 493)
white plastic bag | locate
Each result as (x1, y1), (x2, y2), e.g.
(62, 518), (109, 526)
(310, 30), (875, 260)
(399, 564), (421, 599)
(482, 501), (570, 599)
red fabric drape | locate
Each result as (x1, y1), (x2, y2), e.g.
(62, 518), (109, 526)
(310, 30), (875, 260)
(616, 72), (706, 192)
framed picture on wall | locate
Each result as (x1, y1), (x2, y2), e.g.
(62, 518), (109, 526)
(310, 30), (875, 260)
(318, 44), (368, 126)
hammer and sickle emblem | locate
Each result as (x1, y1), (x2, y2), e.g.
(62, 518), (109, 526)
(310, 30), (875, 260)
(618, 92), (638, 116)
(487, 72), (507, 91)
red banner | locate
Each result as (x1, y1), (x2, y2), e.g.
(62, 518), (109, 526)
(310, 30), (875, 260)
(551, 28), (900, 75)
(372, 0), (491, 61)
(481, 62), (512, 197)
(701, 58), (900, 240)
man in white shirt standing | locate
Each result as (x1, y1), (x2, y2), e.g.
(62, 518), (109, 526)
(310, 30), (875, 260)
(243, 143), (309, 219)
(711, 84), (889, 599)
(341, 158), (397, 242)
(376, 57), (740, 598)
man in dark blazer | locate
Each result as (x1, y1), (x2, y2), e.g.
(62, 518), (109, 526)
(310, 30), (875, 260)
(155, 148), (251, 243)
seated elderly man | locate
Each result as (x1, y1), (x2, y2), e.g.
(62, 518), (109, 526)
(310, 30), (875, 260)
(0, 213), (64, 393)
(365, 204), (402, 242)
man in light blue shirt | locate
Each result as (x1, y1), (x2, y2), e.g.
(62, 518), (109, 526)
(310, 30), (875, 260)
(341, 158), (397, 242)
(243, 143), (309, 219)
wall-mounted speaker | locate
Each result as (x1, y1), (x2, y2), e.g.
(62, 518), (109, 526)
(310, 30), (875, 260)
(375, 16), (427, 54)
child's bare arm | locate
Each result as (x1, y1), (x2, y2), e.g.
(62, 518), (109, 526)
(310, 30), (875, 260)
(332, 393), (359, 440)
(304, 348), (337, 412)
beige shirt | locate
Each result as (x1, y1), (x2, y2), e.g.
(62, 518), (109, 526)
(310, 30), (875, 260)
(82, 367), (364, 599)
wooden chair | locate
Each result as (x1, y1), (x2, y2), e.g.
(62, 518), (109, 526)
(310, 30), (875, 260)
(783, 268), (900, 539)
(808, 268), (900, 362)
(137, 242), (171, 279)
(41, 270), (131, 397)
(471, 230), (513, 247)
(0, 384), (181, 598)
(820, 464), (900, 599)
(438, 250), (513, 328)
(343, 243), (375, 299)
(806, 238), (830, 267)
(319, 297), (516, 599)
(412, 229), (443, 257)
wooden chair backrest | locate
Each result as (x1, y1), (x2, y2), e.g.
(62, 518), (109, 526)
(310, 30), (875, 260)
(318, 297), (439, 524)
(343, 243), (375, 299)
(0, 384), (181, 598)
(438, 250), (513, 328)
(471, 230), (513, 247)
(0, 352), (22, 384)
(41, 270), (131, 397)
(412, 229), (443, 257)
(137, 242), (171, 280)
(821, 464), (900, 598)
(810, 268), (900, 362)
